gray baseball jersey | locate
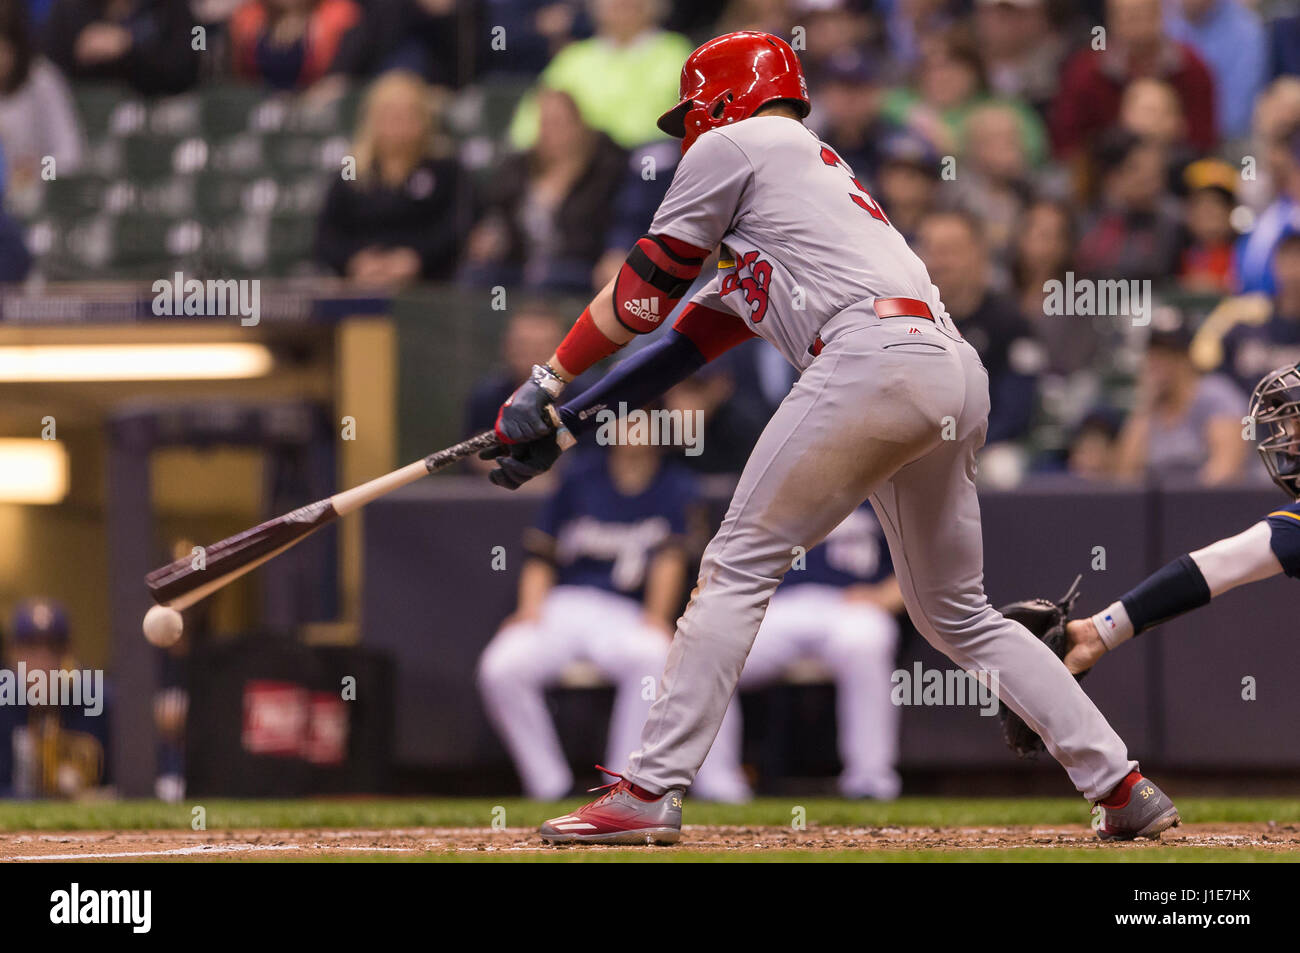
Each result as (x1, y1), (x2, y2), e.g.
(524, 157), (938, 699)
(649, 115), (958, 369)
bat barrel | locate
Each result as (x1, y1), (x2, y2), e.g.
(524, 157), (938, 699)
(145, 502), (338, 606)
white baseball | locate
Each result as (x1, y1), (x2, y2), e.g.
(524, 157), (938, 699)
(142, 604), (184, 648)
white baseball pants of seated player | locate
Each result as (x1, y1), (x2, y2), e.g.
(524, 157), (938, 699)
(728, 584), (901, 799)
(624, 302), (1138, 802)
(477, 585), (750, 802)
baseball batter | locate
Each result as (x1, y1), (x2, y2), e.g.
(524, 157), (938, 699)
(483, 32), (1178, 843)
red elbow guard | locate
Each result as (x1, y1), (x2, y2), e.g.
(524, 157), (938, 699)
(613, 234), (708, 333)
(555, 307), (622, 378)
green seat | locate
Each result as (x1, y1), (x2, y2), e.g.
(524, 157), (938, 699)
(73, 83), (140, 140)
(266, 212), (319, 272)
(46, 214), (116, 278)
(275, 173), (329, 216)
(208, 213), (271, 274)
(333, 86), (362, 133)
(147, 93), (203, 137)
(200, 85), (268, 140)
(40, 175), (112, 223)
(135, 176), (199, 220)
(112, 212), (178, 266)
(23, 218), (73, 279)
(78, 138), (125, 178)
(264, 132), (336, 173)
(30, 212), (200, 280)
(475, 78), (531, 142)
(121, 134), (187, 181)
(284, 86), (360, 136)
(208, 131), (267, 175)
(193, 171), (250, 217)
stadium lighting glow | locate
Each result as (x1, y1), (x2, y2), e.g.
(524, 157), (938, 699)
(0, 344), (274, 381)
(0, 439), (69, 504)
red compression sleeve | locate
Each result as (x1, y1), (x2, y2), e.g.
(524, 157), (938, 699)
(554, 307), (622, 378)
(673, 302), (756, 361)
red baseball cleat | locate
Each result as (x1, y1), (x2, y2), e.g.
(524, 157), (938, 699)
(540, 766), (684, 845)
(1093, 770), (1181, 841)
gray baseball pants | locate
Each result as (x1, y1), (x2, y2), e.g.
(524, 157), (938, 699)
(624, 303), (1137, 802)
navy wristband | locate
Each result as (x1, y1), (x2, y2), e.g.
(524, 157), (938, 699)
(1119, 553), (1211, 636)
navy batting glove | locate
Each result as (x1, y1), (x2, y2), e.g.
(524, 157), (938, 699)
(480, 434), (565, 490)
(494, 364), (565, 444)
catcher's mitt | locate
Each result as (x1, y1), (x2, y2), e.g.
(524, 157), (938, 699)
(996, 576), (1084, 759)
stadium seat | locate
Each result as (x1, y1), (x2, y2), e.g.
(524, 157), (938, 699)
(200, 85), (267, 140)
(121, 135), (190, 182)
(73, 84), (140, 142)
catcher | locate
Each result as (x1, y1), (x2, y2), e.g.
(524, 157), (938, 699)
(1003, 363), (1300, 757)
(1065, 362), (1300, 675)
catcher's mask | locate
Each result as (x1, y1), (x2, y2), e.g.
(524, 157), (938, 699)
(657, 31), (810, 155)
(1249, 361), (1300, 499)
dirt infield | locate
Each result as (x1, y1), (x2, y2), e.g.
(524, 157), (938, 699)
(2, 823), (1298, 860)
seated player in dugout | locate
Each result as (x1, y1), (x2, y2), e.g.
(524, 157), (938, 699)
(481, 31), (1177, 844)
(0, 599), (110, 799)
(1062, 361), (1300, 675)
(476, 438), (749, 803)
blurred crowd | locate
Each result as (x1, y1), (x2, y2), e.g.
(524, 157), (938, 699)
(3, 0), (1300, 481)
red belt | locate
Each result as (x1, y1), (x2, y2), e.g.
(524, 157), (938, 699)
(809, 296), (934, 356)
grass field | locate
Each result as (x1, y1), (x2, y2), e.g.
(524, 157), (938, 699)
(1, 797), (1297, 862)
(3, 796), (1300, 831)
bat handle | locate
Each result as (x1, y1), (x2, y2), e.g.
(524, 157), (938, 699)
(546, 404), (576, 450)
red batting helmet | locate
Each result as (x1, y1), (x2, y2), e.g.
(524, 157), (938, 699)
(657, 32), (810, 154)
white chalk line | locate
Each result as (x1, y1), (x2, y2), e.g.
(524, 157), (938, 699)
(4, 843), (419, 862)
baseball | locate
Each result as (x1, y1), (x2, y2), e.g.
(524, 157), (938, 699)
(142, 604), (184, 648)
